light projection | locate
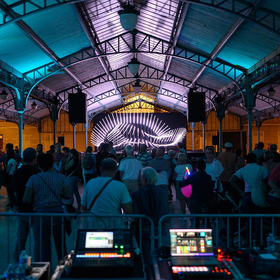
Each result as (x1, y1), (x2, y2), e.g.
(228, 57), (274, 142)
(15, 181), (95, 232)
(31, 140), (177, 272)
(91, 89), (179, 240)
(91, 113), (187, 148)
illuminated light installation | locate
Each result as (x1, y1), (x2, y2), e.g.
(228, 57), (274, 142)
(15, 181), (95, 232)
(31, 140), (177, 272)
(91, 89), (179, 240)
(91, 113), (186, 148)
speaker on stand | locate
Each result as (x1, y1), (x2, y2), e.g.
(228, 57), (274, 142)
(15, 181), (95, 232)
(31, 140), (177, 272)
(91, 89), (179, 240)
(68, 88), (86, 124)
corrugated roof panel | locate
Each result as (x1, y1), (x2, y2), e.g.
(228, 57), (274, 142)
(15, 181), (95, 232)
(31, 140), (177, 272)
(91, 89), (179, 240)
(24, 5), (91, 59)
(0, 24), (52, 73)
(179, 4), (236, 54)
(219, 21), (280, 69)
(67, 59), (106, 82)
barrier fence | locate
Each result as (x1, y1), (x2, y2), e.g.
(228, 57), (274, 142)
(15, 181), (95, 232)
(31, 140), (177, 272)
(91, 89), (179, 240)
(0, 212), (280, 273)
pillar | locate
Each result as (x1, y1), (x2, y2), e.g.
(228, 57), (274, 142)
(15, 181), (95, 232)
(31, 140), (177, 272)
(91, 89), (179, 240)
(190, 122), (196, 151)
(18, 111), (24, 158)
(255, 111), (261, 143)
(244, 75), (256, 153)
(200, 118), (207, 152)
(216, 99), (225, 153)
(239, 117), (243, 153)
(84, 120), (89, 149)
(51, 105), (58, 145)
(72, 123), (77, 149)
(38, 118), (42, 144)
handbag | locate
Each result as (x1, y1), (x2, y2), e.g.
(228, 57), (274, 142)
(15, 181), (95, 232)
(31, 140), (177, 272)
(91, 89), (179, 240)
(251, 169), (269, 208)
(38, 174), (73, 235)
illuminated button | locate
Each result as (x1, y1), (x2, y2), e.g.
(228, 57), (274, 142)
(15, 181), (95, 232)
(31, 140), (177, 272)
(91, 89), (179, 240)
(178, 267), (182, 272)
(203, 267), (208, 272)
(120, 245), (124, 249)
(114, 245), (118, 248)
(186, 267), (190, 272)
(190, 267), (194, 271)
(182, 267), (186, 271)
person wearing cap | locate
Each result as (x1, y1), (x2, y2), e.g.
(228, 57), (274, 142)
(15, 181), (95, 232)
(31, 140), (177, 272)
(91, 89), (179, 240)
(217, 142), (244, 202)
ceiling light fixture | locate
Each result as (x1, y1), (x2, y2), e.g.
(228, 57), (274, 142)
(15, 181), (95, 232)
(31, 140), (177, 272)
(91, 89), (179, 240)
(0, 89), (8, 100)
(118, 4), (140, 31)
(128, 57), (140, 75)
(31, 101), (37, 110)
(133, 80), (141, 94)
(267, 86), (276, 97)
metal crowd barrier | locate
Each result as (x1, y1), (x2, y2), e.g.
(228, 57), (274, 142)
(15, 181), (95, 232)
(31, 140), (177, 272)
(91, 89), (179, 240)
(0, 212), (154, 272)
(1, 212), (280, 273)
(158, 213), (280, 249)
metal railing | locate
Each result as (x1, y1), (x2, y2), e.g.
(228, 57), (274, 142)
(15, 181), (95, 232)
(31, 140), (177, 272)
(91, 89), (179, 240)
(158, 213), (280, 248)
(0, 212), (154, 272)
(1, 212), (280, 273)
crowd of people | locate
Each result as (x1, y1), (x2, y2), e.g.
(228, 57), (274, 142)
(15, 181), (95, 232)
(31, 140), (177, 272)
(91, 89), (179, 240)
(1, 140), (280, 278)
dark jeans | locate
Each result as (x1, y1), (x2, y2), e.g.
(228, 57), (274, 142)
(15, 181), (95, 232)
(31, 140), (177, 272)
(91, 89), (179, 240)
(243, 192), (263, 246)
(6, 175), (16, 208)
(188, 198), (209, 228)
(14, 216), (34, 262)
(268, 195), (280, 236)
(33, 206), (67, 262)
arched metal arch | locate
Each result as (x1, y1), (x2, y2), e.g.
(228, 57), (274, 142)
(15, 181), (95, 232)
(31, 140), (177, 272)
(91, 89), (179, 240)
(23, 31), (245, 93)
(56, 63), (218, 97)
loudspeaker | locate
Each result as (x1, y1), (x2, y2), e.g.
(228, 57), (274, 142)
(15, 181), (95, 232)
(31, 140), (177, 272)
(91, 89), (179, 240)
(212, 135), (219, 146)
(188, 91), (205, 122)
(68, 90), (86, 123)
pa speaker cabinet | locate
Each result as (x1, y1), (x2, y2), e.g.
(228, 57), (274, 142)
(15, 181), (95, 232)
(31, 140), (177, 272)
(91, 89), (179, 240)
(188, 91), (205, 122)
(68, 92), (86, 123)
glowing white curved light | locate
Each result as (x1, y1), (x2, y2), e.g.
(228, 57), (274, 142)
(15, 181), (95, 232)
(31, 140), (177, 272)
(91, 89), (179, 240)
(91, 113), (186, 148)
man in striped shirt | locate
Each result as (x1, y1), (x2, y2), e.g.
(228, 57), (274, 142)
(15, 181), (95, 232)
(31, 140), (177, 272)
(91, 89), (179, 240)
(137, 144), (152, 167)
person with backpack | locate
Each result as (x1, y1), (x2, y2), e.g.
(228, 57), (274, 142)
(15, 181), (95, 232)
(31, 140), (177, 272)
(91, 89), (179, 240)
(82, 146), (97, 185)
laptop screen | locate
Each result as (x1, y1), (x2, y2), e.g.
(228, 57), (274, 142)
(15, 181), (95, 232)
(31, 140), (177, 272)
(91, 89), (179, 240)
(170, 229), (214, 257)
(85, 231), (114, 249)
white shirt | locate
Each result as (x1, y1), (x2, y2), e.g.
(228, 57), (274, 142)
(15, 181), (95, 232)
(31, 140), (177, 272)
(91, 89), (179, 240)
(205, 159), (224, 181)
(174, 164), (193, 181)
(118, 156), (142, 180)
(81, 177), (132, 229)
(234, 163), (268, 193)
(156, 170), (169, 186)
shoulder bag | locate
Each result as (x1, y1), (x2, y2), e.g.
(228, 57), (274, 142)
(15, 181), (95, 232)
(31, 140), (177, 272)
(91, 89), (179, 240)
(251, 167), (269, 208)
(38, 174), (73, 235)
(89, 179), (113, 211)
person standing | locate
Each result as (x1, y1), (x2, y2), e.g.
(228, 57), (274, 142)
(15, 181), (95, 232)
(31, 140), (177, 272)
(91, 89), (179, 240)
(53, 143), (65, 172)
(81, 158), (132, 229)
(13, 148), (40, 262)
(137, 144), (152, 167)
(217, 142), (243, 201)
(23, 153), (71, 262)
(64, 149), (81, 211)
(179, 160), (212, 228)
(119, 145), (142, 195)
(82, 146), (97, 185)
(230, 153), (268, 246)
(5, 148), (18, 211)
(149, 148), (171, 200)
